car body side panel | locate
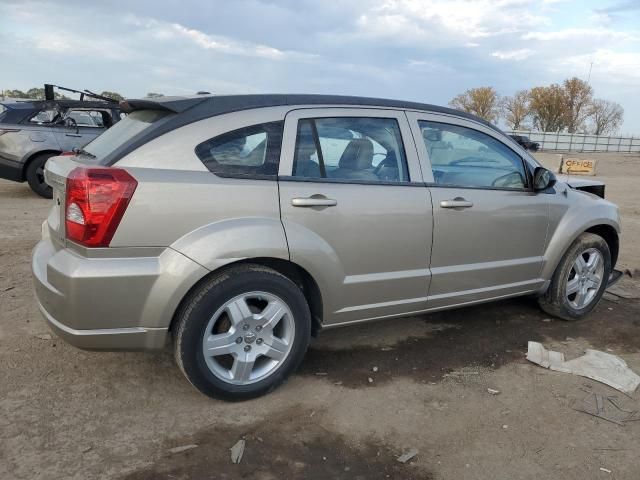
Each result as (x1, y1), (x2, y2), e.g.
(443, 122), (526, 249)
(110, 108), (290, 275)
(110, 169), (285, 251)
(426, 187), (548, 308)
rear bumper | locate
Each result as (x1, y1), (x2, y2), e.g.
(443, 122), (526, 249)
(0, 155), (23, 182)
(37, 300), (168, 350)
(32, 235), (208, 351)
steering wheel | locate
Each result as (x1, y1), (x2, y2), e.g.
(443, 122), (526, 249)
(491, 171), (524, 188)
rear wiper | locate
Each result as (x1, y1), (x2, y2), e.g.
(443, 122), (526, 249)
(73, 147), (96, 158)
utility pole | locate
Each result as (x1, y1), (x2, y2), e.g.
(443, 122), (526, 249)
(587, 60), (594, 84)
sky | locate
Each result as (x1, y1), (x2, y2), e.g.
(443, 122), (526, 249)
(1, 0), (639, 134)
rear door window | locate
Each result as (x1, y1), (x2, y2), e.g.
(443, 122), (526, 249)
(195, 121), (284, 178)
(292, 117), (409, 183)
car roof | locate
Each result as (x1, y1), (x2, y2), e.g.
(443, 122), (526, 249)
(102, 93), (507, 166)
(122, 93), (499, 132)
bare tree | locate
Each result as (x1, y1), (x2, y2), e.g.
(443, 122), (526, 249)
(529, 84), (566, 132)
(562, 77), (593, 133)
(449, 86), (500, 122)
(588, 99), (624, 135)
(501, 90), (530, 130)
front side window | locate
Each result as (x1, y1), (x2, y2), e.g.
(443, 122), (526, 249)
(293, 117), (409, 183)
(420, 121), (527, 189)
(195, 121), (283, 177)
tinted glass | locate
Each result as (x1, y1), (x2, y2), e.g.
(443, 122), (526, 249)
(83, 109), (170, 160)
(195, 121), (283, 177)
(293, 117), (408, 183)
(420, 121), (527, 189)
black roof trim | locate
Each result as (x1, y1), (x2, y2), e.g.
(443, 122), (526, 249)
(1, 99), (119, 109)
(101, 94), (503, 166)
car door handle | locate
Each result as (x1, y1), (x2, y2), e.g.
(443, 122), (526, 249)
(291, 197), (337, 207)
(440, 198), (473, 209)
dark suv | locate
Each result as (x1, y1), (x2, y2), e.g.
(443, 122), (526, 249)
(509, 134), (540, 152)
(0, 89), (121, 197)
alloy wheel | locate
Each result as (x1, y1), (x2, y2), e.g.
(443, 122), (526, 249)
(201, 291), (295, 385)
(565, 248), (604, 310)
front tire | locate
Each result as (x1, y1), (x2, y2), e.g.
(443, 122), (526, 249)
(539, 233), (611, 321)
(25, 153), (55, 198)
(173, 264), (311, 400)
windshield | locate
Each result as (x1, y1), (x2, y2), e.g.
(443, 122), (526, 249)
(83, 109), (171, 161)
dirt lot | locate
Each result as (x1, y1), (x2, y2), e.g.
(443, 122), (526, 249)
(1, 152), (639, 480)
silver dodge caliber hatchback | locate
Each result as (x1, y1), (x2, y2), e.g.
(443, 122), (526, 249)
(32, 95), (621, 400)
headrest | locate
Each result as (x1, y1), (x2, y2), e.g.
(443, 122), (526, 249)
(338, 138), (374, 170)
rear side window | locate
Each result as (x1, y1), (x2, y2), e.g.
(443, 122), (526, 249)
(195, 121), (283, 178)
(292, 117), (409, 183)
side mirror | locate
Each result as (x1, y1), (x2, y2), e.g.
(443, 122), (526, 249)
(533, 167), (556, 191)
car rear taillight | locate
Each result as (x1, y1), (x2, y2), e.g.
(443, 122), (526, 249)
(65, 167), (137, 247)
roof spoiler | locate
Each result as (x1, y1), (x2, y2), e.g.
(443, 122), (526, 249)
(44, 84), (119, 103)
(119, 96), (208, 114)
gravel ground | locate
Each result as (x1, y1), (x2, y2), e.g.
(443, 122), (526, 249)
(1, 152), (639, 480)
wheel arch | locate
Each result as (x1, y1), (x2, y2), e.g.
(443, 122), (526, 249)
(585, 224), (619, 269)
(541, 219), (620, 283)
(169, 257), (324, 337)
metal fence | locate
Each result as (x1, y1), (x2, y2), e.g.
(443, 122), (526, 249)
(507, 130), (640, 153)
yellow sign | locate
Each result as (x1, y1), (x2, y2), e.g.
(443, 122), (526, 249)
(560, 158), (596, 176)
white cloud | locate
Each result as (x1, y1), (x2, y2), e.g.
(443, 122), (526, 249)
(351, 0), (550, 44)
(523, 27), (638, 41)
(491, 48), (535, 60)
(125, 15), (317, 61)
(560, 49), (640, 82)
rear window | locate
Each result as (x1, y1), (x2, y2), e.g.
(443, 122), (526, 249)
(83, 109), (170, 161)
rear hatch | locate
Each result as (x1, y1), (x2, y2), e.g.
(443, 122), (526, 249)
(43, 108), (172, 249)
(44, 155), (84, 249)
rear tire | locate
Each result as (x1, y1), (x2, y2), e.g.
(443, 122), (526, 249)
(173, 264), (311, 401)
(538, 233), (611, 321)
(26, 153), (55, 198)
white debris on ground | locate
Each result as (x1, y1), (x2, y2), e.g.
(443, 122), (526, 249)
(230, 439), (246, 464)
(526, 341), (640, 394)
(396, 448), (418, 463)
(167, 444), (198, 454)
